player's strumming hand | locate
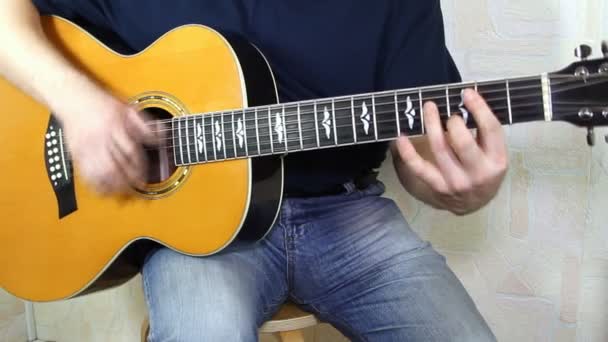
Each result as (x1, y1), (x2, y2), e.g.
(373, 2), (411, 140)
(392, 89), (508, 215)
(58, 90), (158, 195)
(0, 0), (158, 195)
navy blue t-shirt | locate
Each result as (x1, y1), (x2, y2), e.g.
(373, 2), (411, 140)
(33, 0), (460, 194)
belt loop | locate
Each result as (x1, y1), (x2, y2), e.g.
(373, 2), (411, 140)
(343, 182), (357, 194)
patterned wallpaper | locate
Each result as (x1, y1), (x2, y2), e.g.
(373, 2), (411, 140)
(1, 0), (608, 341)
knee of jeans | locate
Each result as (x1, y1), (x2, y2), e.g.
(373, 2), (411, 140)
(148, 311), (259, 342)
(145, 276), (260, 342)
(143, 249), (260, 342)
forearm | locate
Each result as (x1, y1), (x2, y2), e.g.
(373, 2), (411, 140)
(0, 0), (104, 120)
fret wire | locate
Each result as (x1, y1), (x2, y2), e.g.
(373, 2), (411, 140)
(192, 116), (199, 163)
(255, 108), (261, 156)
(267, 107), (274, 153)
(178, 117), (185, 165)
(211, 113), (217, 160)
(243, 109), (249, 156)
(172, 118), (178, 166)
(231, 111), (237, 156)
(372, 94), (378, 140)
(332, 99), (338, 145)
(282, 104), (288, 151)
(351, 96), (357, 143)
(394, 91), (401, 136)
(445, 87), (451, 117)
(221, 111), (227, 159)
(314, 102), (321, 147)
(187, 116), (194, 164)
(419, 89), (425, 134)
(506, 80), (513, 124)
(201, 116), (208, 161)
(474, 81), (478, 92)
(297, 103), (304, 150)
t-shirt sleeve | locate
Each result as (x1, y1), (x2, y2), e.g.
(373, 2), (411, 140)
(379, 0), (461, 91)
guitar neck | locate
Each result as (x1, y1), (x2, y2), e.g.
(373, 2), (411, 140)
(172, 74), (551, 165)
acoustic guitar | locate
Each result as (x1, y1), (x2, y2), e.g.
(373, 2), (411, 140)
(1, 16), (607, 302)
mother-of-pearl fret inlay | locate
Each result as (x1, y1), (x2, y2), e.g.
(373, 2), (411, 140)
(236, 118), (245, 149)
(274, 113), (284, 144)
(405, 96), (416, 130)
(361, 102), (371, 135)
(214, 120), (222, 152)
(458, 90), (469, 125)
(322, 106), (332, 139)
(196, 123), (204, 155)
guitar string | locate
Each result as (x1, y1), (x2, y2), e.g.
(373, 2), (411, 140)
(141, 73), (601, 128)
(140, 74), (593, 129)
(141, 76), (607, 137)
(56, 92), (546, 155)
(148, 90), (548, 142)
(54, 77), (608, 157)
(57, 102), (592, 163)
(124, 76), (608, 145)
(57, 104), (601, 166)
(174, 106), (605, 167)
(194, 103), (596, 153)
(151, 99), (608, 155)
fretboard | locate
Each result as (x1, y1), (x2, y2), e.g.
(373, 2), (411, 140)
(171, 74), (549, 166)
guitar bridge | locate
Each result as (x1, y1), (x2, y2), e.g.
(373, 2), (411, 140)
(44, 115), (77, 218)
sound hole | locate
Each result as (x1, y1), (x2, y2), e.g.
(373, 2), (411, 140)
(144, 107), (177, 184)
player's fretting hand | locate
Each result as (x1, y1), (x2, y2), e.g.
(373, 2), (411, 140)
(393, 89), (508, 215)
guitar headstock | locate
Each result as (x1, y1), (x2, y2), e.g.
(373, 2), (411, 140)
(549, 43), (608, 145)
(549, 42), (608, 145)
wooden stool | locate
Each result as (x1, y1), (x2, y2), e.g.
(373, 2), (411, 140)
(141, 302), (319, 342)
(259, 303), (319, 341)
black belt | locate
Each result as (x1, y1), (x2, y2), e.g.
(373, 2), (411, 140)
(284, 171), (379, 198)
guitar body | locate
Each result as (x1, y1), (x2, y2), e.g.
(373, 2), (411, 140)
(0, 17), (283, 302)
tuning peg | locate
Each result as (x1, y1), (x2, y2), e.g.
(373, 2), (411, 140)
(602, 41), (608, 57)
(575, 44), (593, 60)
(587, 127), (596, 146)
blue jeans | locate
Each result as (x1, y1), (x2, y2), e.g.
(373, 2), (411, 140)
(142, 182), (495, 341)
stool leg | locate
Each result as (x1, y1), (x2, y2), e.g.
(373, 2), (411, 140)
(276, 329), (305, 342)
